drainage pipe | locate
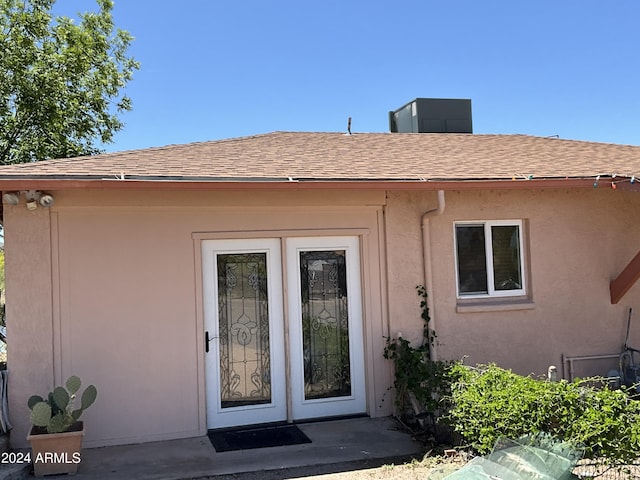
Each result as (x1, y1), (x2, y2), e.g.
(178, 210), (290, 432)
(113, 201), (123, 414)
(421, 190), (446, 361)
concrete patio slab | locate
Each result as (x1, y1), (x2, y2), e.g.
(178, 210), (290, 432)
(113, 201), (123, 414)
(67, 417), (422, 480)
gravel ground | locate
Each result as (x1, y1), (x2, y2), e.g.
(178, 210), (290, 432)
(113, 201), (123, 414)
(195, 455), (467, 480)
(196, 455), (640, 480)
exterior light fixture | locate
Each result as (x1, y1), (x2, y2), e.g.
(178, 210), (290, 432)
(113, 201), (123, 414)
(3, 190), (55, 209)
(24, 190), (55, 210)
(2, 192), (20, 205)
(39, 193), (55, 207)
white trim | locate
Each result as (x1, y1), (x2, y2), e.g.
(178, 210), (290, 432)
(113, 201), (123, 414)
(454, 220), (526, 299)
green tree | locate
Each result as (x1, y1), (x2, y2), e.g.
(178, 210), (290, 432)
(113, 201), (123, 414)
(0, 0), (139, 164)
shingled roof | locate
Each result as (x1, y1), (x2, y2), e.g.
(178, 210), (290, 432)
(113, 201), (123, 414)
(0, 132), (639, 188)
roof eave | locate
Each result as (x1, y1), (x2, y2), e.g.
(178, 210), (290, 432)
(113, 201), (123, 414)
(0, 177), (613, 191)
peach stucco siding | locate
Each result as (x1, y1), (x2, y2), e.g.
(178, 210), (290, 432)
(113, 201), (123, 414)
(5, 185), (640, 448)
(4, 206), (54, 447)
(385, 188), (640, 378)
(6, 189), (391, 447)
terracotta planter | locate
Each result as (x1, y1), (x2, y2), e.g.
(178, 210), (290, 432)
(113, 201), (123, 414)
(27, 421), (84, 477)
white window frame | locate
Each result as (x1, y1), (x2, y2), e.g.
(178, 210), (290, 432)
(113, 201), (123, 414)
(454, 219), (526, 299)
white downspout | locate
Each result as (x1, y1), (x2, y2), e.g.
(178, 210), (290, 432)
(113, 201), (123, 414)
(421, 190), (446, 361)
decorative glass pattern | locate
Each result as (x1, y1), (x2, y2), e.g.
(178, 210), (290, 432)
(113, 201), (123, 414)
(217, 253), (271, 408)
(299, 250), (351, 400)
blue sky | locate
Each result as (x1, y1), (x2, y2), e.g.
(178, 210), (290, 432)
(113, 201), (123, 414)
(60, 1), (640, 151)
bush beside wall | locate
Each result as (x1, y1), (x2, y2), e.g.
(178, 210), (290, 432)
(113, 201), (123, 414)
(447, 363), (640, 466)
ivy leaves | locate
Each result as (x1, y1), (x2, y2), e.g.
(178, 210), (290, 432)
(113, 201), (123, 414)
(383, 286), (451, 416)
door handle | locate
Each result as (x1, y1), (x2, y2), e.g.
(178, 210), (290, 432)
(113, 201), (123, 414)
(205, 331), (218, 353)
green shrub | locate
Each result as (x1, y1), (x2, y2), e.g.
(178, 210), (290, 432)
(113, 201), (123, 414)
(448, 363), (640, 465)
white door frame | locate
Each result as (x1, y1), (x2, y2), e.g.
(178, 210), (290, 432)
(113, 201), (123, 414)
(202, 235), (366, 429)
(202, 238), (287, 429)
(286, 236), (366, 420)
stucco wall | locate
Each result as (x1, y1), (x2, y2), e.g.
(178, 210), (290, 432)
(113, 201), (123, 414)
(6, 189), (391, 447)
(9, 184), (639, 447)
(385, 188), (640, 378)
(4, 205), (54, 448)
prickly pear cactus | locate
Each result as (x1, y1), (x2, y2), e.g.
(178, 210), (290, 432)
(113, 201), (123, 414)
(48, 413), (74, 433)
(27, 395), (44, 410)
(80, 385), (97, 410)
(52, 387), (70, 412)
(27, 376), (98, 434)
(66, 376), (81, 394)
(30, 402), (52, 428)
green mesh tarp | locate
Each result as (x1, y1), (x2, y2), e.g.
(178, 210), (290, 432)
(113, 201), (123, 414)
(440, 434), (583, 480)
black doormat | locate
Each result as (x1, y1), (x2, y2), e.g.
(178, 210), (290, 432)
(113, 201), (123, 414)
(208, 424), (312, 452)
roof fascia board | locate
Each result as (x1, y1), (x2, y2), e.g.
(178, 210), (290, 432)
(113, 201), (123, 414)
(0, 178), (608, 191)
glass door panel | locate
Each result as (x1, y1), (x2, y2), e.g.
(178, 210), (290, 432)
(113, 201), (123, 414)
(202, 239), (286, 429)
(287, 236), (366, 420)
(299, 250), (352, 400)
(217, 253), (271, 408)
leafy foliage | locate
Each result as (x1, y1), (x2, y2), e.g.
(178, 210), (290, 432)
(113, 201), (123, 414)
(383, 287), (640, 470)
(0, 0), (139, 164)
(448, 363), (640, 466)
(383, 336), (452, 415)
(383, 286), (453, 416)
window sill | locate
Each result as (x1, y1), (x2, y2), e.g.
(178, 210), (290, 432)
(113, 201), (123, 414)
(456, 298), (535, 313)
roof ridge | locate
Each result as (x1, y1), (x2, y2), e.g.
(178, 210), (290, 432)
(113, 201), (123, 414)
(26, 132), (640, 165)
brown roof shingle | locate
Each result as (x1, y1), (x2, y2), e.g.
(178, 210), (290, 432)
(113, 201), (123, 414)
(0, 131), (639, 183)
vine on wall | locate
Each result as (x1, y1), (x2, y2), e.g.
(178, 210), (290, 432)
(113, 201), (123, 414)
(383, 285), (452, 427)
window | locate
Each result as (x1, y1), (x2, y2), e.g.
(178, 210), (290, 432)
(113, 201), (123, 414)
(454, 220), (526, 298)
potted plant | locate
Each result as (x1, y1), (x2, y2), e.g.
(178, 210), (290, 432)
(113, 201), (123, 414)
(26, 375), (97, 477)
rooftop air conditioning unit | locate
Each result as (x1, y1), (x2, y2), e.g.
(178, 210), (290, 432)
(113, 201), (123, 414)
(389, 98), (472, 133)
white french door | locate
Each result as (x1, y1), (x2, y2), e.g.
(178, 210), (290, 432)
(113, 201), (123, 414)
(202, 239), (286, 428)
(286, 237), (366, 420)
(202, 236), (365, 429)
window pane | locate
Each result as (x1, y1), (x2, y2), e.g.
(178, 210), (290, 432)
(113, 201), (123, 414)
(299, 250), (352, 400)
(492, 225), (522, 291)
(217, 253), (271, 408)
(456, 226), (487, 294)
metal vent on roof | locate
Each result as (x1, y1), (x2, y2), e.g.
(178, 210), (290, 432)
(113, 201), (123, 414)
(389, 98), (472, 133)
